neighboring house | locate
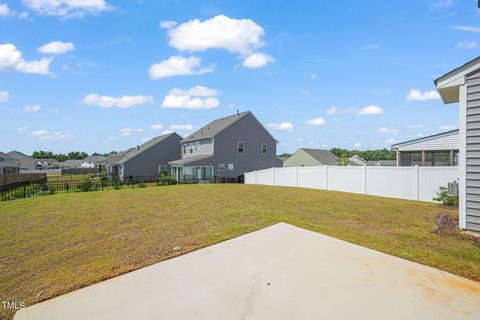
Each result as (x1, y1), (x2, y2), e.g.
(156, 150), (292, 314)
(348, 155), (369, 166)
(169, 111), (282, 181)
(36, 158), (61, 170)
(391, 130), (459, 166)
(80, 155), (106, 170)
(283, 149), (339, 167)
(367, 160), (397, 166)
(434, 55), (480, 232)
(0, 152), (20, 173)
(277, 155), (290, 166)
(108, 132), (182, 181)
(7, 151), (37, 171)
(60, 160), (82, 169)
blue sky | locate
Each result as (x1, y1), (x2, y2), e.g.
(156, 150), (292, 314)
(0, 0), (479, 155)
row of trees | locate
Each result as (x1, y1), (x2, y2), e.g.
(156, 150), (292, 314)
(32, 151), (118, 162)
(328, 148), (396, 161)
(279, 148), (396, 162)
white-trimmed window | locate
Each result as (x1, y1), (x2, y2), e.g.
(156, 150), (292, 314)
(228, 163), (234, 171)
(237, 141), (245, 154)
(261, 143), (267, 155)
(219, 163), (225, 171)
(195, 141), (200, 151)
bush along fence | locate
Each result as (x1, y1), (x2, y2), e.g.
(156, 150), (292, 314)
(0, 175), (240, 202)
(0, 175), (175, 202)
(245, 165), (459, 202)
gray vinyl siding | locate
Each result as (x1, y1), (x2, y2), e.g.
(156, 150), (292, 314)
(122, 134), (182, 179)
(181, 139), (213, 158)
(466, 70), (480, 231)
(213, 113), (282, 178)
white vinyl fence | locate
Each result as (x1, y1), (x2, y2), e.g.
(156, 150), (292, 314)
(245, 166), (459, 202)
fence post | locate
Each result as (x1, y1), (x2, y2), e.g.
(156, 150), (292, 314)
(324, 165), (328, 190)
(296, 166), (299, 187)
(414, 165), (419, 200)
(272, 167), (276, 186)
(23, 185), (26, 198)
(66, 183), (69, 194)
(101, 180), (104, 191)
(362, 165), (367, 194)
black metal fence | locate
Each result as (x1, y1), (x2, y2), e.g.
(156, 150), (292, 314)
(0, 175), (243, 202)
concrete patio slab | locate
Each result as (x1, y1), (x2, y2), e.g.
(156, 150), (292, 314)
(14, 223), (480, 320)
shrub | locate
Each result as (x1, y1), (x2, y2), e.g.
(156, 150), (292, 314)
(77, 178), (94, 192)
(433, 186), (459, 207)
(158, 176), (175, 186)
(137, 183), (147, 188)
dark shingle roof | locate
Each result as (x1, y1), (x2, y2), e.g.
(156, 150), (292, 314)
(181, 111), (250, 143)
(116, 132), (180, 164)
(301, 149), (339, 165)
(168, 154), (214, 166)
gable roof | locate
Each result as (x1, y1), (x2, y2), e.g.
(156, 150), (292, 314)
(348, 155), (368, 166)
(60, 160), (82, 167)
(391, 129), (458, 150)
(8, 151), (33, 159)
(181, 111), (250, 143)
(0, 151), (17, 161)
(83, 155), (106, 162)
(300, 149), (339, 165)
(434, 56), (480, 104)
(116, 132), (181, 164)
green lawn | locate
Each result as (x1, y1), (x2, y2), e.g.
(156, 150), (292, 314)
(0, 184), (478, 319)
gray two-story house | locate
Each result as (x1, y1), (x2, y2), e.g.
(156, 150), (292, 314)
(0, 152), (20, 173)
(169, 111), (282, 182)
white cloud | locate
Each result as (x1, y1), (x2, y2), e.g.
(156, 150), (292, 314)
(24, 104), (41, 112)
(32, 129), (70, 140)
(456, 40), (477, 49)
(0, 90), (10, 102)
(326, 107), (337, 115)
(120, 128), (136, 136)
(38, 41), (75, 54)
(149, 124), (163, 130)
(149, 55), (212, 80)
(353, 142), (362, 148)
(361, 43), (381, 50)
(439, 124), (457, 130)
(22, 0), (111, 18)
(304, 117), (326, 126)
(161, 85), (219, 110)
(377, 127), (399, 136)
(0, 3), (10, 16)
(384, 138), (396, 144)
(169, 124), (195, 131)
(167, 15), (273, 68)
(406, 89), (440, 101)
(0, 3), (28, 18)
(357, 105), (384, 115)
(267, 122), (293, 131)
(0, 44), (51, 75)
(162, 130), (174, 135)
(407, 124), (424, 129)
(16, 126), (29, 132)
(310, 73), (317, 80)
(242, 52), (274, 68)
(450, 25), (480, 34)
(431, 0), (454, 9)
(82, 93), (153, 108)
(326, 107), (356, 115)
(160, 20), (177, 29)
